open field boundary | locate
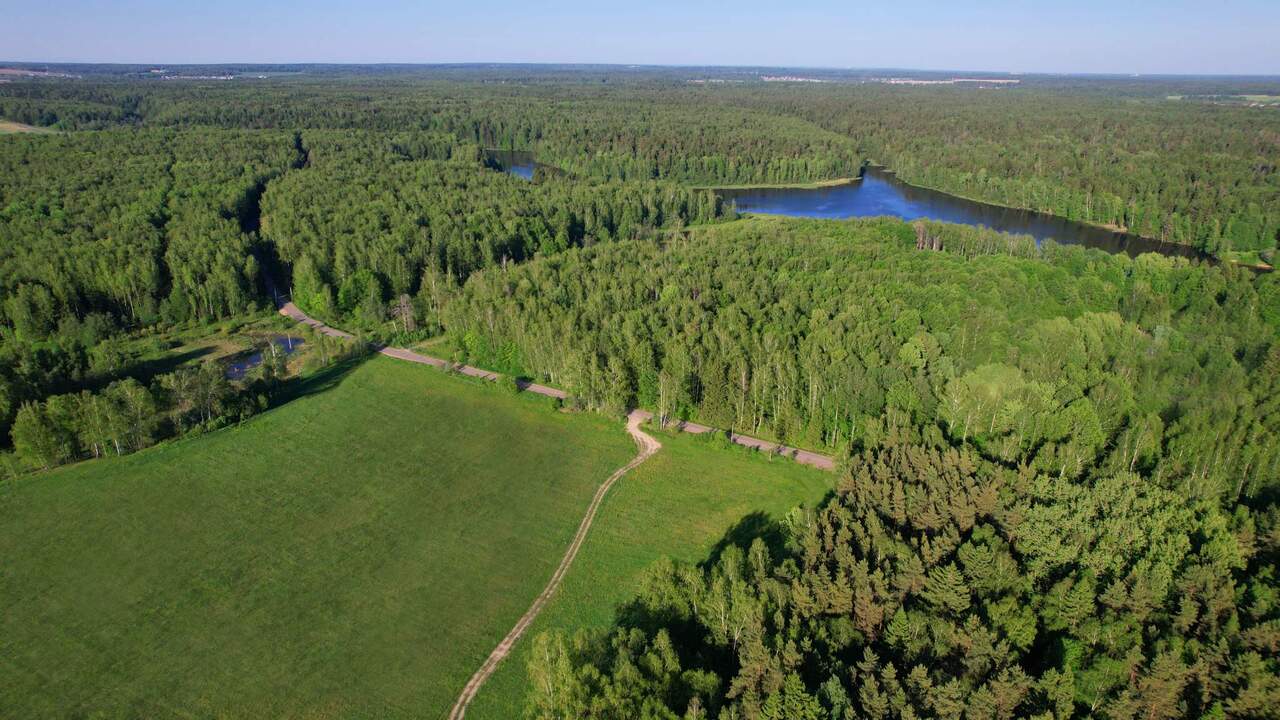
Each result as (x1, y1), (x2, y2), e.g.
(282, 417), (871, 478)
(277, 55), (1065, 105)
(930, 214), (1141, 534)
(276, 296), (836, 716)
(277, 300), (836, 471)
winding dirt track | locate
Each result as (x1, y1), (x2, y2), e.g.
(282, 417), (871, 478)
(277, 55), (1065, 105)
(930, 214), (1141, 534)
(272, 295), (833, 716)
(447, 411), (660, 720)
(277, 300), (828, 469)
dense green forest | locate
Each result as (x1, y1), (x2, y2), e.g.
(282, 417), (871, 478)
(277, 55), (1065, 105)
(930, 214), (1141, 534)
(0, 129), (305, 445)
(526, 438), (1280, 718)
(447, 218), (1280, 718)
(447, 217), (1280, 499)
(759, 86), (1280, 254)
(2, 68), (1279, 716)
(0, 128), (299, 335)
(3, 73), (1276, 254)
(261, 130), (731, 329)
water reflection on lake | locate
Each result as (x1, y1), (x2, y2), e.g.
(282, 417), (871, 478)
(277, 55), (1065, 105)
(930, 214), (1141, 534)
(225, 335), (305, 380)
(718, 167), (1207, 262)
(486, 149), (538, 180)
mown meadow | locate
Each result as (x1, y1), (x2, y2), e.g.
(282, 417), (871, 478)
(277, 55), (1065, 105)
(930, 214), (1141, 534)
(469, 426), (832, 719)
(1, 356), (638, 717)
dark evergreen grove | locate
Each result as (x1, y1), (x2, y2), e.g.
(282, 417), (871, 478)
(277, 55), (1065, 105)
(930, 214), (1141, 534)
(1, 67), (1279, 717)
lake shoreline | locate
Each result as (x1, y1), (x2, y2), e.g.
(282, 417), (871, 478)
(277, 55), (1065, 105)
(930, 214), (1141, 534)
(865, 162), (1167, 243)
(699, 176), (859, 191)
(717, 164), (1215, 263)
(866, 163), (1271, 269)
(490, 150), (1269, 271)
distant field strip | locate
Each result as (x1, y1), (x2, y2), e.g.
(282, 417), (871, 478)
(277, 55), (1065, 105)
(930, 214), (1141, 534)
(0, 120), (55, 134)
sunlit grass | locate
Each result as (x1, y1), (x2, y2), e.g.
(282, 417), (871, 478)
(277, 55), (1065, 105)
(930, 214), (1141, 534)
(0, 356), (635, 718)
(467, 424), (832, 719)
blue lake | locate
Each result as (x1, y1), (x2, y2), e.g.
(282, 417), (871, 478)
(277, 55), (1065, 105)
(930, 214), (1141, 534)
(718, 166), (1207, 261)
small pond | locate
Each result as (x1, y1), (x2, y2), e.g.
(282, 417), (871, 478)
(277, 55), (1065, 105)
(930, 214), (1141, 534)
(225, 335), (305, 380)
(486, 149), (538, 180)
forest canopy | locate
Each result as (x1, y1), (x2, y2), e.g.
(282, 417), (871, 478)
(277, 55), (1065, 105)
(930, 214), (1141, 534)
(446, 217), (1280, 719)
(2, 68), (1279, 717)
(3, 73), (1275, 254)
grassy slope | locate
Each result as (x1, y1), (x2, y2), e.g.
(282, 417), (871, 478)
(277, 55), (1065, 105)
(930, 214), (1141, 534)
(468, 427), (832, 719)
(0, 356), (636, 719)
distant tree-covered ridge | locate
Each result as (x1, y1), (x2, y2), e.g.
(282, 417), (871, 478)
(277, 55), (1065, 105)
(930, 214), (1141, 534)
(5, 76), (1277, 254)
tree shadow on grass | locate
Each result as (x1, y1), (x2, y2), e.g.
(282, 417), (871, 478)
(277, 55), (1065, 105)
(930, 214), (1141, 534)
(609, 512), (788, 632)
(269, 353), (373, 407)
(607, 510), (788, 682)
(85, 345), (218, 393)
(699, 510), (787, 570)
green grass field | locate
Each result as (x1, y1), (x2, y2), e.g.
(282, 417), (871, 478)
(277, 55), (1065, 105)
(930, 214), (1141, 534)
(466, 426), (832, 719)
(0, 356), (638, 718)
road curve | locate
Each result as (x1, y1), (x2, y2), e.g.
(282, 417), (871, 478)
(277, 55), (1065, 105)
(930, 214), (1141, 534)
(629, 410), (834, 471)
(272, 296), (834, 714)
(277, 301), (830, 469)
(447, 411), (660, 720)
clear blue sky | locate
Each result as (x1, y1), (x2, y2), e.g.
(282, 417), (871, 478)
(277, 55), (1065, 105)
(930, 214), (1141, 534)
(4, 0), (1277, 75)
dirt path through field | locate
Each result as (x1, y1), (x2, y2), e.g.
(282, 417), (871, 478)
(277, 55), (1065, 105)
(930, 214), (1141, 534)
(275, 299), (829, 468)
(446, 410), (660, 719)
(269, 291), (834, 716)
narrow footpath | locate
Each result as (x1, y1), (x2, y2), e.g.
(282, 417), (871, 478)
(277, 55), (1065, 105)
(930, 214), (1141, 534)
(273, 296), (836, 718)
(447, 411), (660, 720)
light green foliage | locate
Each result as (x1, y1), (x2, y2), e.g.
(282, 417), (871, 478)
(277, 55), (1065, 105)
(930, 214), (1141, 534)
(449, 217), (1280, 501)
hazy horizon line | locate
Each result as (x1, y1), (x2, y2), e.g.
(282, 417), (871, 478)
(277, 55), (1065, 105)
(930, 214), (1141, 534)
(3, 59), (1278, 79)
